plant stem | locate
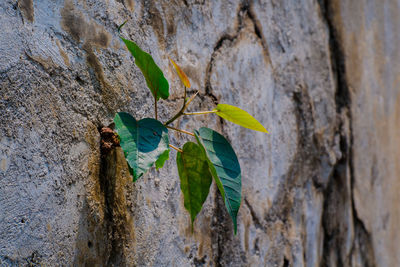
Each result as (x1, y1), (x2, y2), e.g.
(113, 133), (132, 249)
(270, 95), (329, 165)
(165, 88), (187, 125)
(183, 110), (217, 116)
(164, 89), (202, 126)
(154, 95), (158, 120)
(166, 125), (195, 136)
(169, 144), (183, 153)
(164, 110), (182, 126)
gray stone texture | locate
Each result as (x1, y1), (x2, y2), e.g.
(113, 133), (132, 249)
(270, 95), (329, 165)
(0, 0), (398, 266)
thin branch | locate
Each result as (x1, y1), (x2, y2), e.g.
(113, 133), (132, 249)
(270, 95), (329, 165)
(183, 110), (217, 116)
(164, 105), (184, 126)
(164, 89), (199, 126)
(166, 125), (195, 136)
(169, 144), (183, 153)
(183, 91), (199, 110)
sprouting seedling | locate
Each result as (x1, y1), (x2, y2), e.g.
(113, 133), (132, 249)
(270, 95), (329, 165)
(115, 22), (268, 234)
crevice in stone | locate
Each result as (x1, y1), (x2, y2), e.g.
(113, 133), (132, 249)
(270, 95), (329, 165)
(203, 0), (272, 107)
(283, 257), (290, 267)
(97, 126), (130, 266)
(182, 0), (189, 7)
(211, 190), (228, 267)
(207, 3), (248, 265)
(98, 126), (117, 264)
(351, 216), (376, 267)
(207, 2), (274, 265)
(320, 121), (350, 266)
(24, 51), (59, 75)
(292, 90), (314, 152)
(100, 127), (120, 156)
(17, 0), (34, 23)
(244, 197), (263, 229)
(318, 1), (376, 266)
(193, 255), (206, 266)
(246, 4), (273, 67)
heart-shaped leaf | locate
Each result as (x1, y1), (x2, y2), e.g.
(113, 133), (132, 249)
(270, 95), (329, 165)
(120, 37), (169, 100)
(114, 112), (169, 181)
(177, 142), (212, 226)
(213, 104), (268, 133)
(194, 127), (241, 234)
(169, 56), (191, 88)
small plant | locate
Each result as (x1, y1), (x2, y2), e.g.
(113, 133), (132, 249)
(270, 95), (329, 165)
(115, 22), (268, 234)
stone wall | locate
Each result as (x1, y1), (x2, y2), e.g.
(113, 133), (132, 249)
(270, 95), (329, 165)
(0, 0), (398, 266)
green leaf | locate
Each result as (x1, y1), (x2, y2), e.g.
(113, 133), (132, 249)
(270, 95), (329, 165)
(120, 37), (169, 100)
(114, 112), (169, 181)
(194, 127), (241, 234)
(213, 104), (268, 133)
(155, 149), (170, 170)
(176, 142), (213, 226)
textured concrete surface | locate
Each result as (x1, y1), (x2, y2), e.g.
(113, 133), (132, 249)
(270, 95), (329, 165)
(0, 0), (398, 266)
(327, 1), (400, 266)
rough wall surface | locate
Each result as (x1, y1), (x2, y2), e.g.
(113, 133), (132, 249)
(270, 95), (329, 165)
(0, 0), (398, 266)
(326, 1), (400, 266)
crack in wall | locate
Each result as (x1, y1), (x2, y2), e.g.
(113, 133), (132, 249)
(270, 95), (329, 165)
(95, 126), (133, 266)
(244, 197), (263, 229)
(206, 3), (251, 265)
(18, 0), (34, 23)
(203, 0), (272, 107)
(205, 1), (275, 265)
(318, 1), (376, 266)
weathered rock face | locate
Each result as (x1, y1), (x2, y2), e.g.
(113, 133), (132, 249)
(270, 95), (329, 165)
(326, 1), (400, 266)
(0, 0), (398, 266)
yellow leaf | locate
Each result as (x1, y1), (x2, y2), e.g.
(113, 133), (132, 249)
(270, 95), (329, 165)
(169, 56), (191, 88)
(214, 104), (268, 133)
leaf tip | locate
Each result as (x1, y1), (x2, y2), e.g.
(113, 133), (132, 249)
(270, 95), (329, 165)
(232, 216), (238, 235)
(168, 56), (191, 88)
(261, 126), (269, 134)
(190, 218), (195, 234)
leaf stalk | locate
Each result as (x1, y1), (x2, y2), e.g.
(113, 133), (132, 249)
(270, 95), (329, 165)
(183, 110), (217, 116)
(169, 144), (183, 153)
(166, 125), (195, 136)
(154, 95), (158, 120)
